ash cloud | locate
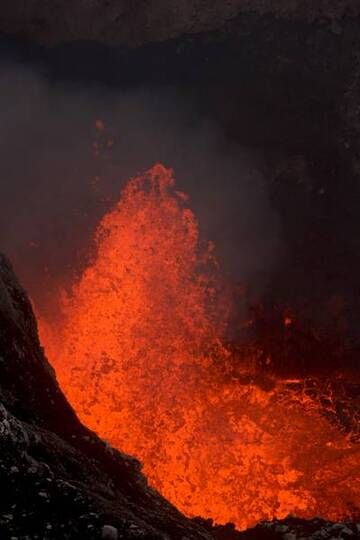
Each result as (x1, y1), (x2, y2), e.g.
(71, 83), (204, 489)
(0, 62), (280, 316)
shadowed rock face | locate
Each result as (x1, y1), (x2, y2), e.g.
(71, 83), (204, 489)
(0, 253), (213, 540)
(0, 1), (359, 46)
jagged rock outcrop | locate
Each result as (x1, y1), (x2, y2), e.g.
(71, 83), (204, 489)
(0, 253), (213, 540)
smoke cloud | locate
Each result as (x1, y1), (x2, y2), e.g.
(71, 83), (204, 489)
(0, 62), (280, 316)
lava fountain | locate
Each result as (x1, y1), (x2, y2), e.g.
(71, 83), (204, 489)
(38, 163), (360, 529)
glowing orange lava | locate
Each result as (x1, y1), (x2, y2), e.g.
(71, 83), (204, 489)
(38, 164), (360, 529)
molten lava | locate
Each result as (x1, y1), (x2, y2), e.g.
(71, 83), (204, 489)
(38, 164), (360, 529)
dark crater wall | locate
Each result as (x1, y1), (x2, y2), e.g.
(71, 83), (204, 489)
(1, 1), (360, 46)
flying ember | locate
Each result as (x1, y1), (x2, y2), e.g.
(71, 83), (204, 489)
(38, 163), (360, 529)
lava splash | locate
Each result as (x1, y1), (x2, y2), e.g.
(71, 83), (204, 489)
(38, 163), (360, 529)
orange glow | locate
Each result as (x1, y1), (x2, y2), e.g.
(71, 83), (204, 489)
(38, 164), (360, 529)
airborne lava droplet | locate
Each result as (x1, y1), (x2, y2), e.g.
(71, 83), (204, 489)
(38, 163), (360, 529)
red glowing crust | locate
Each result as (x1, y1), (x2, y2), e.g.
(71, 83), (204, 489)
(39, 164), (360, 529)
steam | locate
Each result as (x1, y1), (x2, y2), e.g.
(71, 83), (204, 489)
(0, 63), (280, 316)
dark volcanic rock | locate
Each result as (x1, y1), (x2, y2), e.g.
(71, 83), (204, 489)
(0, 253), (212, 539)
(207, 516), (360, 539)
(0, 1), (359, 47)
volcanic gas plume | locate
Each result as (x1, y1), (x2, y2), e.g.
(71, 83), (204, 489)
(38, 164), (360, 529)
